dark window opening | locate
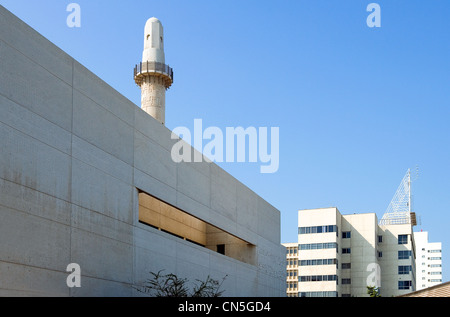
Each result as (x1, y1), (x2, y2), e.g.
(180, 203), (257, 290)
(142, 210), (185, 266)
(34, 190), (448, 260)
(217, 244), (225, 255)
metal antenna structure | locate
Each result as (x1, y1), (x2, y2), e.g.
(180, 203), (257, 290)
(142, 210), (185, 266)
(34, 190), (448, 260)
(379, 169), (417, 226)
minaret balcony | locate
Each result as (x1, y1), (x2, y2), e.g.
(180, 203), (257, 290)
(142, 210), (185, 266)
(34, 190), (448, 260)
(134, 61), (173, 88)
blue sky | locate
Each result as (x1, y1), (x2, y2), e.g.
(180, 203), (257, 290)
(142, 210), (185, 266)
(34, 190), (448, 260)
(1, 0), (449, 283)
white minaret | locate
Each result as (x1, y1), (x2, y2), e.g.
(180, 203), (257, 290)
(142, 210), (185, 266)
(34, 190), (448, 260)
(134, 17), (173, 125)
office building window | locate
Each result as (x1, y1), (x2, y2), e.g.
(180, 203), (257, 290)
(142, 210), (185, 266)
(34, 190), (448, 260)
(398, 250), (411, 259)
(342, 248), (351, 254)
(299, 242), (338, 251)
(398, 281), (412, 290)
(429, 272), (442, 275)
(299, 275), (338, 282)
(342, 263), (351, 269)
(398, 234), (408, 244)
(287, 260), (297, 266)
(378, 235), (383, 243)
(341, 278), (351, 285)
(299, 258), (337, 266)
(299, 225), (338, 235)
(398, 265), (412, 275)
(299, 291), (338, 297)
(286, 247), (298, 256)
(342, 231), (351, 239)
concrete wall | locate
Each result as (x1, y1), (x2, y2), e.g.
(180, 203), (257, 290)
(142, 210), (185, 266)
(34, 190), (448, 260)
(0, 5), (285, 297)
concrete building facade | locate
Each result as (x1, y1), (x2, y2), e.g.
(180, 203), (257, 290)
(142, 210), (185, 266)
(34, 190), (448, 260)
(283, 207), (416, 297)
(414, 231), (443, 290)
(0, 5), (285, 296)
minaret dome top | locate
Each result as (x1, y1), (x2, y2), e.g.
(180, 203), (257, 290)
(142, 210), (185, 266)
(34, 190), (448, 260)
(143, 17), (164, 63)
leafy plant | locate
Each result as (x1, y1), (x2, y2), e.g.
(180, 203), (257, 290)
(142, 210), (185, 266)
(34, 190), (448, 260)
(367, 285), (381, 297)
(137, 270), (227, 297)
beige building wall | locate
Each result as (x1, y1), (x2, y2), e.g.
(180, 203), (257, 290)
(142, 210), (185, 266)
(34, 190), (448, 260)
(378, 223), (416, 296)
(340, 213), (378, 296)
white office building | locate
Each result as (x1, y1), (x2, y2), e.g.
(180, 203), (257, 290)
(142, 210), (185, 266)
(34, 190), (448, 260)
(414, 231), (443, 290)
(283, 170), (420, 297)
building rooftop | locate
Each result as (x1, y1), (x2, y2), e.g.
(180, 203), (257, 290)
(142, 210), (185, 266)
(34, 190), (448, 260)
(398, 281), (450, 297)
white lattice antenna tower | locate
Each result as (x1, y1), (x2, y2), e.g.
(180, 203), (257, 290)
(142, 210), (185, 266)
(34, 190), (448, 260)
(379, 169), (417, 226)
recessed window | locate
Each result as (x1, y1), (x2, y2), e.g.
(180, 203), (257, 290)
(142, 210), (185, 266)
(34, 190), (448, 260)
(398, 280), (412, 290)
(217, 244), (225, 255)
(342, 231), (351, 239)
(341, 278), (351, 285)
(398, 265), (412, 275)
(398, 250), (412, 259)
(398, 234), (408, 244)
(138, 190), (255, 265)
(342, 263), (351, 269)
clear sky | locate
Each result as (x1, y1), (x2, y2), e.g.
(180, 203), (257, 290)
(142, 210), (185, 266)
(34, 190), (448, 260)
(1, 0), (449, 283)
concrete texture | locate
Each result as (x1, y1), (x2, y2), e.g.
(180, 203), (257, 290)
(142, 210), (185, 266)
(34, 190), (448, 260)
(0, 5), (285, 297)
